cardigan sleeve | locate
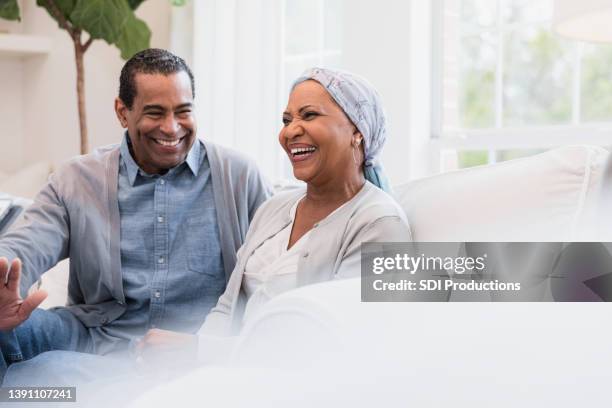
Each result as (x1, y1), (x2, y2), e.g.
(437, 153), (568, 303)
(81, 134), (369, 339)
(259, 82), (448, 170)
(0, 172), (70, 296)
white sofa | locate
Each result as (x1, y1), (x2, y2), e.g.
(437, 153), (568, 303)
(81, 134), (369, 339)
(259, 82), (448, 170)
(229, 144), (609, 351)
(135, 145), (609, 408)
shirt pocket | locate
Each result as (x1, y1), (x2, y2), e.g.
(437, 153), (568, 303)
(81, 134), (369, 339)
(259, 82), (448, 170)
(186, 212), (222, 275)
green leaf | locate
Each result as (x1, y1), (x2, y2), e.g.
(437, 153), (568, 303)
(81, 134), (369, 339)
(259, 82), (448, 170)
(0, 0), (20, 21)
(127, 0), (146, 10)
(70, 0), (131, 44)
(36, 0), (76, 22)
(114, 12), (151, 60)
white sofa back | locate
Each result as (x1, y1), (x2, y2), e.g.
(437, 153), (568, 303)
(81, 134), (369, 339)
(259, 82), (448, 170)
(394, 145), (608, 241)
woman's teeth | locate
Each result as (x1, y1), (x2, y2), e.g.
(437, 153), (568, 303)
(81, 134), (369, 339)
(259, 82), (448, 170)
(290, 146), (316, 156)
(155, 138), (181, 147)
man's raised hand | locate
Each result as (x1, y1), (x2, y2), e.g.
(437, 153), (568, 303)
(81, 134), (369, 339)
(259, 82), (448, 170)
(0, 257), (47, 331)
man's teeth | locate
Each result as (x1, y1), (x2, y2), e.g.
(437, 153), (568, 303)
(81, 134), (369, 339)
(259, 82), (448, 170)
(155, 138), (181, 147)
(290, 147), (316, 155)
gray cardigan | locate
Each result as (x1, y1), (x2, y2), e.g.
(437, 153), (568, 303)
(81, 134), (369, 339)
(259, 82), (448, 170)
(0, 140), (271, 327)
(199, 181), (412, 337)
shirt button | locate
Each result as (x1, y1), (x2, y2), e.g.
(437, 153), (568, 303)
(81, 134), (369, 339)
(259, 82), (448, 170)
(154, 291), (161, 299)
(157, 216), (164, 223)
(160, 179), (166, 185)
(101, 317), (109, 324)
(117, 301), (125, 306)
(158, 256), (165, 264)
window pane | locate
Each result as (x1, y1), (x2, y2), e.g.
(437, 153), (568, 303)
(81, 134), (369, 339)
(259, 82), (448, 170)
(459, 32), (496, 128)
(458, 150), (489, 168)
(460, 0), (497, 30)
(581, 43), (612, 122)
(457, 149), (546, 169)
(497, 148), (546, 161)
(285, 0), (319, 55)
(502, 0), (552, 25)
(503, 26), (573, 126)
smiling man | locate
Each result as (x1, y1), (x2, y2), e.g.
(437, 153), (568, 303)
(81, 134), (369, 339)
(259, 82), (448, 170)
(0, 49), (271, 382)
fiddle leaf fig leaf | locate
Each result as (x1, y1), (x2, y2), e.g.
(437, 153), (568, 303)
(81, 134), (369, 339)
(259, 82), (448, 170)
(70, 0), (131, 44)
(127, 0), (146, 10)
(36, 0), (76, 23)
(0, 0), (20, 21)
(115, 11), (151, 60)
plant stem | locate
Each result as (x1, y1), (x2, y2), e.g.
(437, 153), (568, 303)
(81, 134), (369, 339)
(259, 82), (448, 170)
(44, 0), (89, 154)
(73, 31), (88, 155)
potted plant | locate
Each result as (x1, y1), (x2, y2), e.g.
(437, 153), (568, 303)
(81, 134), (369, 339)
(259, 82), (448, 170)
(0, 0), (186, 154)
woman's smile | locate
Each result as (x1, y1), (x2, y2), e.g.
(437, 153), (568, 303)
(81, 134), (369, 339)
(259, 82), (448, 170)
(287, 143), (318, 163)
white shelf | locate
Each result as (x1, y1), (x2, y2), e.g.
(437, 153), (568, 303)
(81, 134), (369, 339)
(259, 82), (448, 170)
(0, 33), (51, 57)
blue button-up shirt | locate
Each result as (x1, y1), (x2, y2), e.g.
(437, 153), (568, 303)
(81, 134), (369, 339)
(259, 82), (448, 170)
(91, 134), (226, 351)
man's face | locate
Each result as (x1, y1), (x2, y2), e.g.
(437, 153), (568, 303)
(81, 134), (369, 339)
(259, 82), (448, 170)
(115, 71), (196, 175)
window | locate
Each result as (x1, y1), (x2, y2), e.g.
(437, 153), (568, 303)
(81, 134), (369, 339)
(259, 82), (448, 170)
(277, 0), (344, 178)
(436, 0), (612, 170)
(282, 0), (343, 94)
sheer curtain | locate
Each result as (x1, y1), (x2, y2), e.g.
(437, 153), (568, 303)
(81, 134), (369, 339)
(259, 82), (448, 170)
(170, 0), (285, 182)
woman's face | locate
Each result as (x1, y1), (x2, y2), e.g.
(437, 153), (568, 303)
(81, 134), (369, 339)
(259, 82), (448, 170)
(279, 80), (361, 185)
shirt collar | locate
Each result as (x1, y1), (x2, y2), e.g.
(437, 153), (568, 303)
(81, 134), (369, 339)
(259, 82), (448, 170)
(120, 132), (203, 186)
(184, 137), (202, 176)
(120, 133), (141, 186)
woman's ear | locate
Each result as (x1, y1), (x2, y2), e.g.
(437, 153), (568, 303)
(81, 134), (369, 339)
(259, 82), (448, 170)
(353, 131), (363, 147)
(351, 125), (362, 143)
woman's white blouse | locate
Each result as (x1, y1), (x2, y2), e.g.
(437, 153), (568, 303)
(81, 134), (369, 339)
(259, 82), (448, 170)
(241, 197), (309, 323)
(241, 197), (349, 323)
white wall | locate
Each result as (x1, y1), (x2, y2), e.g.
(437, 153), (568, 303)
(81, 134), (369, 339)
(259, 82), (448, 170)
(341, 0), (433, 185)
(0, 11), (26, 174)
(0, 0), (172, 173)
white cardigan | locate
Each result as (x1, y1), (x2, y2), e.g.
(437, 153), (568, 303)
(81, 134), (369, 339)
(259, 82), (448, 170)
(198, 182), (412, 340)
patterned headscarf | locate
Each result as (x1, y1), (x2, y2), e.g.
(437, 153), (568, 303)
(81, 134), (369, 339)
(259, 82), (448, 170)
(291, 67), (390, 192)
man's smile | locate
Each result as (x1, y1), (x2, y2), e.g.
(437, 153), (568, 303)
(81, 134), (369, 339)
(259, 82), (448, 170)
(152, 137), (185, 147)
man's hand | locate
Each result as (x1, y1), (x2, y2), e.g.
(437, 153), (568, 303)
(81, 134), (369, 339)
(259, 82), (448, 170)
(0, 257), (47, 331)
(134, 328), (198, 367)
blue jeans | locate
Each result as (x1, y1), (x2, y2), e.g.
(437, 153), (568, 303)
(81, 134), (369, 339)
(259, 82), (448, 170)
(0, 308), (93, 384)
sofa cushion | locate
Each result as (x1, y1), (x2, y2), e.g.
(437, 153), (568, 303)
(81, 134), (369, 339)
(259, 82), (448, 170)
(0, 162), (53, 200)
(394, 145), (608, 241)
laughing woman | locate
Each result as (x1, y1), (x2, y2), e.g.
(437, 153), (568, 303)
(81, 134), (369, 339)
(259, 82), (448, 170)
(137, 67), (413, 358)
